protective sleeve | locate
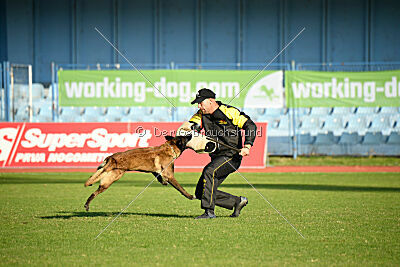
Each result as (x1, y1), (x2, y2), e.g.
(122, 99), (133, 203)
(188, 110), (203, 131)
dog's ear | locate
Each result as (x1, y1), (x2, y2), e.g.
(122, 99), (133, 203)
(165, 135), (174, 141)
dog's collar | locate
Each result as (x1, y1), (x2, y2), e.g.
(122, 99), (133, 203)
(166, 142), (179, 159)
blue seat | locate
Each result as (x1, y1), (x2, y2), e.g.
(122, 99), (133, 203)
(104, 107), (128, 122)
(331, 107), (354, 116)
(32, 83), (44, 100)
(270, 115), (291, 136)
(14, 105), (30, 122)
(345, 115), (369, 135)
(298, 133), (315, 144)
(175, 107), (198, 122)
(148, 107), (173, 122)
(265, 108), (286, 116)
(368, 115), (392, 135)
(393, 119), (400, 132)
(82, 107), (104, 122)
(379, 107), (398, 114)
(33, 103), (53, 122)
(338, 133), (362, 144)
(125, 107), (153, 122)
(33, 113), (53, 122)
(310, 107), (332, 116)
(59, 107), (82, 122)
(356, 107), (377, 115)
(296, 108), (310, 116)
(314, 132), (338, 145)
(13, 84), (28, 99)
(386, 132), (400, 144)
(299, 116), (321, 135)
(242, 108), (266, 122)
(322, 116), (344, 135)
(362, 132), (385, 145)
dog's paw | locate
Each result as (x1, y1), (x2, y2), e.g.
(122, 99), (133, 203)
(189, 195), (196, 200)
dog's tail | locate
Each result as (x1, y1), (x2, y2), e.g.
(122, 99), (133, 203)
(84, 156), (113, 187)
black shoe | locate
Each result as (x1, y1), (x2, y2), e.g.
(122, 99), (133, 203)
(195, 209), (216, 219)
(230, 196), (248, 217)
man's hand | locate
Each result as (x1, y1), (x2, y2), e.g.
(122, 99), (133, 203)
(240, 145), (251, 157)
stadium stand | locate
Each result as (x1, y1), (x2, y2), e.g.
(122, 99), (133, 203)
(175, 107), (198, 122)
(322, 116), (345, 136)
(368, 115), (392, 135)
(3, 71), (400, 156)
(299, 116), (321, 136)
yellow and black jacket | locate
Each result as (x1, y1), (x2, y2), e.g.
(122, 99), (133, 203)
(189, 101), (257, 159)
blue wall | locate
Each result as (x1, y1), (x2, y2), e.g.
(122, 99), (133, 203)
(2, 0), (400, 83)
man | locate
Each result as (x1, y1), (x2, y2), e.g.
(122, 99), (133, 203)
(189, 88), (257, 219)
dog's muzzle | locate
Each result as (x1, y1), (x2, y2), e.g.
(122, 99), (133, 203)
(177, 122), (216, 154)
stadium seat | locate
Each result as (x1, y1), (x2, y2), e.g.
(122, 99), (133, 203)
(296, 108), (310, 116)
(37, 103), (53, 121)
(13, 84), (28, 99)
(242, 108), (265, 122)
(265, 108), (286, 117)
(299, 116), (321, 135)
(331, 107), (355, 115)
(310, 107), (332, 116)
(368, 115), (392, 135)
(345, 116), (369, 135)
(356, 107), (378, 115)
(362, 132), (385, 145)
(33, 113), (53, 122)
(314, 132), (338, 145)
(322, 116), (345, 136)
(338, 132), (362, 144)
(272, 116), (292, 136)
(379, 107), (398, 114)
(149, 107), (173, 122)
(298, 133), (315, 144)
(14, 105), (29, 122)
(393, 119), (400, 132)
(104, 106), (127, 122)
(32, 83), (44, 100)
(82, 107), (104, 122)
(33, 99), (51, 114)
(124, 107), (153, 122)
(386, 132), (400, 144)
(175, 107), (198, 122)
(59, 107), (82, 122)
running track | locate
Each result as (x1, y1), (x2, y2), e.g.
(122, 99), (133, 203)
(1, 166), (399, 173)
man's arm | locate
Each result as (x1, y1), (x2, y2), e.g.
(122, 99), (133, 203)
(240, 118), (257, 156)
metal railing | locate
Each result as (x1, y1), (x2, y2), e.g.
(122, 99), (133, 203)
(296, 61), (400, 71)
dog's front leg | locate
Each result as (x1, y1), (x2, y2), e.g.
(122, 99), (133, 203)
(163, 166), (194, 200)
(167, 176), (195, 200)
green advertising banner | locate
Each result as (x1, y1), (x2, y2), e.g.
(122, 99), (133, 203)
(285, 70), (400, 107)
(58, 70), (284, 108)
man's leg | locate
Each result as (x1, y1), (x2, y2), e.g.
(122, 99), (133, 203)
(195, 157), (240, 214)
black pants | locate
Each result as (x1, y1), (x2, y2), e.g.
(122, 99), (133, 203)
(195, 156), (241, 211)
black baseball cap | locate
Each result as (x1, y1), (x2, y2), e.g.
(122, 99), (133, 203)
(191, 88), (216, 104)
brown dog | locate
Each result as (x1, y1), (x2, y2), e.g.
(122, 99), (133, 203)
(84, 135), (196, 211)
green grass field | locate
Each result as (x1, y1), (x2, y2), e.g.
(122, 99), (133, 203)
(1, 171), (399, 266)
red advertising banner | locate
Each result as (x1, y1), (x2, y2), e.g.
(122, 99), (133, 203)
(0, 122), (267, 169)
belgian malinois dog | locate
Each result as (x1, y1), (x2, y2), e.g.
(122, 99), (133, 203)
(84, 135), (197, 211)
